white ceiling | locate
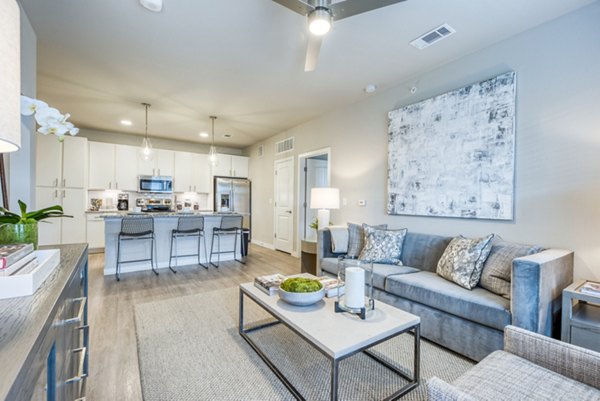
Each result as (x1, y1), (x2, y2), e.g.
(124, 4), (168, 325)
(19, 0), (594, 148)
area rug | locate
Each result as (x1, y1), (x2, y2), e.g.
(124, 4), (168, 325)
(134, 287), (474, 400)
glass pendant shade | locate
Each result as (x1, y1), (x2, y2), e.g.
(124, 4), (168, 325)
(208, 116), (218, 167)
(139, 103), (155, 162)
(0, 0), (21, 153)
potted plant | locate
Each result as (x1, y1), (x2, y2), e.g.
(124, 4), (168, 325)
(0, 200), (72, 249)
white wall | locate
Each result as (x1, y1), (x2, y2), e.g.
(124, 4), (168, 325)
(246, 2), (600, 281)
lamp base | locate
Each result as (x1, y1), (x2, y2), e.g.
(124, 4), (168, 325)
(317, 209), (330, 230)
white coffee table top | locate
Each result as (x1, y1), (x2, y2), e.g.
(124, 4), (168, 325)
(240, 283), (420, 359)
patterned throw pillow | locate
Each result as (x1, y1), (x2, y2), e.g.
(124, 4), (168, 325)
(358, 226), (407, 265)
(346, 223), (387, 258)
(479, 239), (543, 299)
(437, 234), (495, 290)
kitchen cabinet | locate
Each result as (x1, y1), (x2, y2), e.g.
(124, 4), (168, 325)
(87, 214), (105, 249)
(88, 141), (115, 189)
(36, 135), (87, 188)
(174, 151), (194, 192)
(115, 144), (139, 191)
(212, 154), (249, 178)
(37, 187), (86, 246)
(36, 187), (62, 246)
(192, 154), (210, 193)
(138, 149), (174, 177)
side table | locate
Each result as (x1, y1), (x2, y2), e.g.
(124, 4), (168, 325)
(561, 280), (600, 352)
(300, 240), (317, 275)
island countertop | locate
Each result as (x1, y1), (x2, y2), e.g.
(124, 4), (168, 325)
(88, 211), (238, 219)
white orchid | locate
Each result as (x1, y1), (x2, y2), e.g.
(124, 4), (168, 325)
(20, 95), (79, 140)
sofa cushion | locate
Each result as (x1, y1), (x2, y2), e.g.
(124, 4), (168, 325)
(479, 240), (543, 299)
(385, 271), (511, 330)
(359, 226), (407, 265)
(453, 350), (600, 400)
(437, 234), (495, 289)
(401, 232), (452, 273)
(320, 257), (418, 290)
(346, 223), (387, 258)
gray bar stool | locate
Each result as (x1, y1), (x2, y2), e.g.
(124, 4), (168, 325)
(116, 217), (157, 281)
(168, 216), (208, 273)
(209, 215), (245, 267)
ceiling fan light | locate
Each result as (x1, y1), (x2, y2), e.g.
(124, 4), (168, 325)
(308, 8), (332, 36)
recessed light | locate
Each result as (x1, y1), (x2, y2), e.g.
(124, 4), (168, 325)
(364, 84), (377, 94)
(120, 119), (133, 126)
(139, 0), (162, 12)
(223, 133), (233, 138)
(199, 131), (209, 138)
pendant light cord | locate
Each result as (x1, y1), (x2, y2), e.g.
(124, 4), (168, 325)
(210, 115), (217, 146)
(142, 102), (151, 140)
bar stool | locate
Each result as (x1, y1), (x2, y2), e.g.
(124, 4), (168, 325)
(116, 217), (157, 281)
(168, 216), (208, 273)
(209, 215), (245, 267)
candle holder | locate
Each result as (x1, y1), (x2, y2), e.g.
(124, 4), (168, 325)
(334, 256), (375, 320)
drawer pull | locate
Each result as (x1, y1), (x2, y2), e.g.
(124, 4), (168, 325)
(64, 297), (87, 325)
(65, 347), (87, 384)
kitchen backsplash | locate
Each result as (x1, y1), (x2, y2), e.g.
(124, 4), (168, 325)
(87, 190), (210, 211)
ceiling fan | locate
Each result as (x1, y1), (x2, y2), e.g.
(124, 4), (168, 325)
(272, 0), (407, 71)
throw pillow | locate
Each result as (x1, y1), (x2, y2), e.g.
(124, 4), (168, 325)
(358, 226), (407, 265)
(436, 234), (495, 290)
(346, 223), (387, 258)
(479, 239), (543, 299)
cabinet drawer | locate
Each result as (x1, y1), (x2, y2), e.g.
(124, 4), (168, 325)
(571, 326), (600, 352)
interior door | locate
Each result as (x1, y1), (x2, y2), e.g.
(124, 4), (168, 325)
(274, 158), (294, 253)
(304, 158), (328, 240)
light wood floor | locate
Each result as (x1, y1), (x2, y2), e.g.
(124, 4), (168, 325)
(86, 244), (300, 401)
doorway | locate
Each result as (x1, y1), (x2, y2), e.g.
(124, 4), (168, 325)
(273, 157), (294, 254)
(297, 148), (331, 249)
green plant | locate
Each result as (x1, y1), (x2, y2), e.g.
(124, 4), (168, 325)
(309, 218), (333, 231)
(0, 200), (72, 224)
(280, 277), (323, 293)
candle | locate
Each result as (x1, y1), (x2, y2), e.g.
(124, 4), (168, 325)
(344, 267), (365, 309)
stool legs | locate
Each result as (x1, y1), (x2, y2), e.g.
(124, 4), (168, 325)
(151, 235), (159, 276)
(116, 235), (122, 281)
(198, 233), (208, 269)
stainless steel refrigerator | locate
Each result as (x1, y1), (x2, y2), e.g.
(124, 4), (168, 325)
(214, 177), (251, 235)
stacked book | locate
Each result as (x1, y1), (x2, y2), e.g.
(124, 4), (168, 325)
(580, 281), (600, 297)
(0, 243), (38, 276)
(254, 273), (345, 298)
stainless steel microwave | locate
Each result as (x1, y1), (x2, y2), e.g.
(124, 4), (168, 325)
(138, 175), (173, 193)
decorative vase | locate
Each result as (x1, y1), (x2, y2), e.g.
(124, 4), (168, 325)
(334, 257), (375, 319)
(0, 223), (39, 249)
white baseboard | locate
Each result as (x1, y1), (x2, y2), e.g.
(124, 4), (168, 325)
(252, 240), (275, 250)
(291, 251), (299, 258)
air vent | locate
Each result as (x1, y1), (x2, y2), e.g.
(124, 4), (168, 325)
(257, 144), (264, 158)
(275, 137), (294, 155)
(410, 24), (455, 50)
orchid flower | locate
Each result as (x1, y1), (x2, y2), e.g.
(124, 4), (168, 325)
(20, 95), (79, 140)
(20, 96), (48, 116)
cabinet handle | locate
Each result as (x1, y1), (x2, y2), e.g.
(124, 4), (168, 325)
(194, 185), (196, 192)
(62, 178), (66, 187)
(64, 297), (87, 325)
(54, 189), (58, 198)
(62, 190), (66, 199)
(65, 347), (87, 384)
(158, 169), (161, 176)
(109, 182), (112, 189)
(54, 178), (58, 187)
(115, 182), (118, 190)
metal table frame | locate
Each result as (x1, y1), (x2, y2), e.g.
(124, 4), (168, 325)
(239, 288), (420, 401)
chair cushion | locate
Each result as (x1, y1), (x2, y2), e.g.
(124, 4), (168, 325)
(346, 223), (387, 258)
(385, 271), (511, 330)
(437, 234), (495, 289)
(358, 226), (407, 265)
(479, 239), (543, 299)
(320, 258), (419, 290)
(453, 351), (600, 400)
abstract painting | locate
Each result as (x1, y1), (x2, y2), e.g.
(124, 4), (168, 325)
(387, 71), (516, 220)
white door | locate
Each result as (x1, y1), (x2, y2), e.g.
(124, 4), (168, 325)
(61, 188), (86, 244)
(62, 136), (87, 189)
(35, 134), (62, 187)
(174, 151), (193, 192)
(304, 158), (328, 240)
(88, 142), (115, 189)
(231, 155), (248, 178)
(115, 145), (139, 191)
(36, 186), (62, 246)
(156, 149), (174, 176)
(212, 154), (232, 177)
(192, 154), (210, 193)
(274, 158), (294, 253)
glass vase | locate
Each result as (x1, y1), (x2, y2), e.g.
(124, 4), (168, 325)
(0, 223), (39, 249)
(335, 257), (375, 319)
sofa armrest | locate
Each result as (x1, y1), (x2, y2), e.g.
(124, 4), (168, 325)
(504, 325), (600, 389)
(427, 377), (478, 401)
(316, 228), (347, 275)
(511, 249), (573, 336)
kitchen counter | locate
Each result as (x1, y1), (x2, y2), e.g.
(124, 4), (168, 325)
(103, 213), (245, 276)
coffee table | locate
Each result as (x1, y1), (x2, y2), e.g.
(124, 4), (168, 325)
(239, 283), (421, 401)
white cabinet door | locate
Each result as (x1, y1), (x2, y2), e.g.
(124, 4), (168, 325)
(212, 154), (232, 177)
(86, 217), (105, 249)
(61, 188), (86, 244)
(174, 151), (193, 192)
(231, 155), (248, 178)
(89, 142), (115, 189)
(192, 154), (210, 193)
(62, 136), (88, 189)
(137, 155), (155, 176)
(36, 186), (62, 246)
(35, 134), (62, 187)
(156, 149), (174, 176)
(115, 145), (139, 191)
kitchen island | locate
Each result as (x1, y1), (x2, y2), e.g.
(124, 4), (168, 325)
(103, 213), (245, 276)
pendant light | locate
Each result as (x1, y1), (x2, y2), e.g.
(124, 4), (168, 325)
(208, 115), (218, 167)
(139, 103), (155, 162)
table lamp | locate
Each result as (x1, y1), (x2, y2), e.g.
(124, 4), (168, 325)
(310, 187), (339, 230)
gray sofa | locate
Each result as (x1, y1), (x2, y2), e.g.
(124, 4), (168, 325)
(317, 228), (574, 361)
(428, 325), (600, 400)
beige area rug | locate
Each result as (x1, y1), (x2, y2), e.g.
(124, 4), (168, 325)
(134, 287), (474, 400)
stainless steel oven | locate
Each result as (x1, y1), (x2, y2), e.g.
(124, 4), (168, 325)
(138, 175), (173, 194)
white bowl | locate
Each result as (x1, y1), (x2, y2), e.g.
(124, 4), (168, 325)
(278, 287), (325, 306)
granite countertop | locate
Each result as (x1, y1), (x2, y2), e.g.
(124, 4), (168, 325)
(100, 211), (238, 219)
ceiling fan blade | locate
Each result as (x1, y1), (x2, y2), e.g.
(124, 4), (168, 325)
(304, 35), (323, 72)
(271, 0), (314, 16)
(329, 0), (407, 21)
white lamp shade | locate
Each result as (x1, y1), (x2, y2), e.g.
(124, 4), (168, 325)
(0, 0), (21, 153)
(310, 187), (339, 209)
